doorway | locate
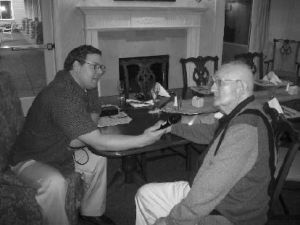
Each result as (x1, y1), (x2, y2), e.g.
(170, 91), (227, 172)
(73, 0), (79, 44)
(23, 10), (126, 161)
(222, 0), (253, 63)
(0, 0), (55, 114)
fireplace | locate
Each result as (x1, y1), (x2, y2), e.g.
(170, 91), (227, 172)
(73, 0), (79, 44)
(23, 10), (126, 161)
(119, 55), (169, 98)
(77, 1), (208, 96)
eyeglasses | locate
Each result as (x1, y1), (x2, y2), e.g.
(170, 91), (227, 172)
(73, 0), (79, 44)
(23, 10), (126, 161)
(83, 59), (106, 73)
(212, 78), (240, 87)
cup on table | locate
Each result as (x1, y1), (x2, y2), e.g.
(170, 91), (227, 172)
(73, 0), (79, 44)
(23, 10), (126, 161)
(117, 81), (126, 108)
(287, 86), (298, 95)
(177, 95), (182, 110)
(151, 83), (160, 109)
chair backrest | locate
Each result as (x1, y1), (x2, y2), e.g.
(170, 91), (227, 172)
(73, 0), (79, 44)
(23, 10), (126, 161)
(234, 52), (264, 79)
(180, 56), (218, 98)
(119, 55), (169, 99)
(3, 23), (12, 34)
(270, 39), (300, 73)
(0, 71), (24, 171)
(263, 103), (300, 215)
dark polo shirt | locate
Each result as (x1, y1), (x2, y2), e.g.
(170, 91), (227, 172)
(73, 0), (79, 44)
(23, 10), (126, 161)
(10, 70), (99, 170)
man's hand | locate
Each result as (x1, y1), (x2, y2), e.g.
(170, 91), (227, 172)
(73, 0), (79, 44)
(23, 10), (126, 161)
(142, 120), (168, 145)
(90, 112), (100, 124)
(144, 120), (165, 133)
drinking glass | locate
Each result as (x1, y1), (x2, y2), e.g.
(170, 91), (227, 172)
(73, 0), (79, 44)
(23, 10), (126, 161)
(152, 83), (160, 108)
(117, 81), (126, 107)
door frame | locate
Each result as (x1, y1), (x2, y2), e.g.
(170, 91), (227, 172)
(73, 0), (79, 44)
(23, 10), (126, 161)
(40, 0), (56, 83)
(20, 0), (56, 115)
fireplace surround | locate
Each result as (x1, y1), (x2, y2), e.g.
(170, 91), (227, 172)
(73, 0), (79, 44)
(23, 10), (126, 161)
(77, 1), (208, 96)
(119, 54), (169, 98)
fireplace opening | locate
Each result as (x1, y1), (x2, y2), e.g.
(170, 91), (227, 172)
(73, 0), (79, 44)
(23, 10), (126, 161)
(119, 55), (169, 98)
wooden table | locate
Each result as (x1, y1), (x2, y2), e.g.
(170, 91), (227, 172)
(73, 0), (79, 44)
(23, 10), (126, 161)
(97, 87), (300, 186)
(98, 96), (191, 186)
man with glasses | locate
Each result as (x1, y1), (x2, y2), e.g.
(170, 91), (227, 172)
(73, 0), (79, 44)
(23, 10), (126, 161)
(9, 45), (166, 225)
(135, 61), (274, 225)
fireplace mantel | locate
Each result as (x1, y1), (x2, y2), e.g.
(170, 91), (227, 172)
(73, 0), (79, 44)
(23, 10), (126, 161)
(77, 4), (207, 31)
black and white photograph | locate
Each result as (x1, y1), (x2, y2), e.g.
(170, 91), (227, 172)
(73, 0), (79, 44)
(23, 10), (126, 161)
(0, 0), (300, 225)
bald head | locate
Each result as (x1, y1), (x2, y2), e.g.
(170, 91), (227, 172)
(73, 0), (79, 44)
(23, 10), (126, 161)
(211, 61), (254, 114)
(215, 61), (254, 96)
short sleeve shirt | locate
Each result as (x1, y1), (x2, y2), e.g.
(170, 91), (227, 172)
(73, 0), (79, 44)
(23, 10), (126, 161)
(10, 70), (98, 168)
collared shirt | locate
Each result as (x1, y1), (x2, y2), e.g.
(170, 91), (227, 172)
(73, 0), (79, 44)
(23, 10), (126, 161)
(10, 70), (98, 170)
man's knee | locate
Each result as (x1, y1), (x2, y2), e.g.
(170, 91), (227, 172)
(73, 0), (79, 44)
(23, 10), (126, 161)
(135, 183), (155, 201)
(42, 173), (68, 195)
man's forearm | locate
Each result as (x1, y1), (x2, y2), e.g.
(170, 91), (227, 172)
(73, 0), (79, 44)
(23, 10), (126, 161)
(171, 122), (216, 145)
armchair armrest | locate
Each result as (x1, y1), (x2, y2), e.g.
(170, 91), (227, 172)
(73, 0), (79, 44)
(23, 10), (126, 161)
(0, 170), (30, 187)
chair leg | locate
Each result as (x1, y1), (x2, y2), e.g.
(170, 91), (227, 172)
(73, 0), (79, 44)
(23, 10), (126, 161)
(185, 145), (192, 171)
(138, 153), (148, 182)
(279, 194), (290, 215)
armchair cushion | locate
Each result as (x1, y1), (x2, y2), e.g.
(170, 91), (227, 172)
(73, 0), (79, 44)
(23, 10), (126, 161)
(0, 171), (43, 225)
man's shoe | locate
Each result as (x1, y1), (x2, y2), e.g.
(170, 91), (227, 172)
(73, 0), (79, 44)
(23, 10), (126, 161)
(79, 214), (116, 225)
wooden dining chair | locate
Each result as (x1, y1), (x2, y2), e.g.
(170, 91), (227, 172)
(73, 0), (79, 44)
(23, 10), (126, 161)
(180, 56), (219, 99)
(265, 104), (300, 221)
(119, 55), (169, 99)
(234, 52), (264, 79)
(2, 23), (13, 40)
(265, 39), (300, 85)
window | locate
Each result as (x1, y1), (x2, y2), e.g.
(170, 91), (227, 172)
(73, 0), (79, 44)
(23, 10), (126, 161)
(0, 1), (12, 20)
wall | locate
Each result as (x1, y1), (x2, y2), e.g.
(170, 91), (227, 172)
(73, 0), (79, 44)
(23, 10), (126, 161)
(198, 0), (225, 59)
(52, 0), (85, 73)
(267, 0), (300, 56)
(12, 0), (26, 25)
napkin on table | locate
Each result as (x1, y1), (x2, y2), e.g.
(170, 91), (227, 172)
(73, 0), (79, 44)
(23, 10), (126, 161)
(268, 97), (300, 118)
(268, 97), (284, 114)
(98, 111), (132, 127)
(126, 99), (154, 108)
(151, 82), (171, 97)
(263, 71), (282, 85)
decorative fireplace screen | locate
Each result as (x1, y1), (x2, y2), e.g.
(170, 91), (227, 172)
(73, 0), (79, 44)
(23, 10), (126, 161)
(119, 55), (169, 98)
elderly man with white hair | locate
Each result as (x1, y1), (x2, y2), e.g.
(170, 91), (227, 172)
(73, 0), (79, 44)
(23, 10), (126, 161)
(135, 61), (275, 225)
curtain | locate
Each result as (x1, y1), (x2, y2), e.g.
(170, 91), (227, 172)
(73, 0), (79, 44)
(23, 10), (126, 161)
(248, 0), (271, 54)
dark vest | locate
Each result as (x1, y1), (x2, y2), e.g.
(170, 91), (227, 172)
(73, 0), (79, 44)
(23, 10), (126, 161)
(214, 108), (274, 225)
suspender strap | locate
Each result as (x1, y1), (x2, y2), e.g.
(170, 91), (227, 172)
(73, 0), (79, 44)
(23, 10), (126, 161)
(239, 109), (276, 196)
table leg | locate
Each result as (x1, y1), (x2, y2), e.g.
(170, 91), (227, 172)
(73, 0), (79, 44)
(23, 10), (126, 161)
(108, 155), (147, 187)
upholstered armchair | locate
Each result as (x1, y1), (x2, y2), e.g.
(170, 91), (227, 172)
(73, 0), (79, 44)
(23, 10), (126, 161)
(0, 71), (83, 225)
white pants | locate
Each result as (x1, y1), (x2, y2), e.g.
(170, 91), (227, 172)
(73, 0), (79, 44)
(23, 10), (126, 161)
(11, 148), (107, 225)
(135, 181), (233, 225)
